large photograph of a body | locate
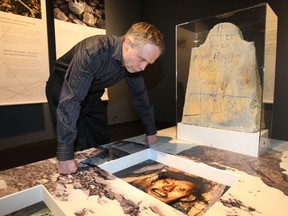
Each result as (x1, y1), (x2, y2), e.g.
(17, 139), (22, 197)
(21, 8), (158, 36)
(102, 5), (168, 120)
(99, 149), (239, 216)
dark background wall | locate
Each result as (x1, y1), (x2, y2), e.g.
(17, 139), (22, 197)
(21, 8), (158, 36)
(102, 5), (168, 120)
(105, 0), (141, 125)
(0, 0), (287, 150)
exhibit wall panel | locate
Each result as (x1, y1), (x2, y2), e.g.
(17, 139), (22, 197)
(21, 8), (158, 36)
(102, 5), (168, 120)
(53, 0), (107, 99)
(0, 0), (49, 106)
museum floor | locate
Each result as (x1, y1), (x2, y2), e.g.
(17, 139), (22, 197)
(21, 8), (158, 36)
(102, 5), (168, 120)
(0, 121), (174, 171)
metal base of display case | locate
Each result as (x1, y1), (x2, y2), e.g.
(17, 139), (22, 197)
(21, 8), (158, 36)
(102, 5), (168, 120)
(177, 123), (270, 157)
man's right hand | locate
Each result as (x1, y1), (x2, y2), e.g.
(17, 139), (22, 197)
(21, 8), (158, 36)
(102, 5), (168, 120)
(58, 159), (78, 174)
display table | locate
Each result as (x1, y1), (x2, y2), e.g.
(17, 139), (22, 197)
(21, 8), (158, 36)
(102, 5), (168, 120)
(0, 127), (287, 215)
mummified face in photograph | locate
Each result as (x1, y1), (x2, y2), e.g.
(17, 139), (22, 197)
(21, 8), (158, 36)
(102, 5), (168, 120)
(145, 178), (195, 203)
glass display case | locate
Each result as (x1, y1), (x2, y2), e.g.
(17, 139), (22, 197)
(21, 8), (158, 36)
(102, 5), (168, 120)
(176, 3), (277, 157)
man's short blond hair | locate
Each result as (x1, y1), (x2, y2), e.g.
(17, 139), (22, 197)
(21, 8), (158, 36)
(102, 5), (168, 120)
(124, 22), (165, 54)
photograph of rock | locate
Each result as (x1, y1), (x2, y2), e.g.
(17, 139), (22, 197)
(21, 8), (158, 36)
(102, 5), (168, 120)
(0, 0), (42, 19)
(53, 0), (105, 29)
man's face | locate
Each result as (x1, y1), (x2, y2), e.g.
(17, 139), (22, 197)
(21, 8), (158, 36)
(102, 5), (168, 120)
(145, 178), (194, 203)
(122, 40), (161, 73)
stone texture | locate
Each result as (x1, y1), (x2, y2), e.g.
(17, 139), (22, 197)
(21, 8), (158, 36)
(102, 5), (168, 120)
(53, 0), (105, 29)
(182, 22), (262, 132)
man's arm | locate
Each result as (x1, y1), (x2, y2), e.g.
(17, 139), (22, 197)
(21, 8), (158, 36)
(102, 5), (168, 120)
(55, 53), (94, 173)
(125, 73), (157, 143)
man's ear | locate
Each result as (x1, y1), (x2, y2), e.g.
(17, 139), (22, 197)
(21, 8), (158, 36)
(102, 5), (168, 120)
(125, 38), (134, 50)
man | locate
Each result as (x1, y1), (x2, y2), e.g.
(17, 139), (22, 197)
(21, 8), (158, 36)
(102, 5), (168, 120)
(46, 22), (165, 174)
